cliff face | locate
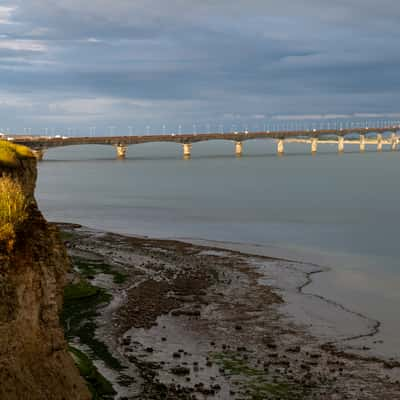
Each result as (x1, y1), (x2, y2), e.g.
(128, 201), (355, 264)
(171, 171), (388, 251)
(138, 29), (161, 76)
(0, 159), (91, 400)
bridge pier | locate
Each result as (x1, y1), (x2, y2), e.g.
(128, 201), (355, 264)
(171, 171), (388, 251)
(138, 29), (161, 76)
(311, 138), (318, 154)
(32, 149), (46, 161)
(338, 136), (345, 153)
(391, 133), (398, 151)
(277, 139), (284, 155)
(359, 134), (366, 152)
(115, 144), (128, 159)
(376, 134), (383, 152)
(182, 143), (192, 159)
(235, 141), (243, 157)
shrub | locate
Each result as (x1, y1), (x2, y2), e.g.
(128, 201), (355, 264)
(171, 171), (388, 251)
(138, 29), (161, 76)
(0, 140), (34, 167)
(0, 177), (28, 251)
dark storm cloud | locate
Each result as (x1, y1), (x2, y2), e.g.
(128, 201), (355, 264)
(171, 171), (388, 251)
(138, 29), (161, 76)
(1, 1), (400, 133)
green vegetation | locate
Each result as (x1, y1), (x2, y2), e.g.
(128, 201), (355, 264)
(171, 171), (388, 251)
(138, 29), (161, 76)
(59, 230), (76, 242)
(0, 140), (34, 167)
(212, 351), (263, 377)
(73, 257), (128, 285)
(69, 346), (116, 400)
(0, 142), (33, 250)
(61, 251), (130, 398)
(0, 177), (28, 251)
(61, 280), (122, 371)
(211, 351), (311, 400)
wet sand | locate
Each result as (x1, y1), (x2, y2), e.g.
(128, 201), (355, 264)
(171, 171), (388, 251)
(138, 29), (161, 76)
(59, 223), (400, 399)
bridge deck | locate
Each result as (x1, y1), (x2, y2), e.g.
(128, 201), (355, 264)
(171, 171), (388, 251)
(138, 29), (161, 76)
(12, 127), (399, 149)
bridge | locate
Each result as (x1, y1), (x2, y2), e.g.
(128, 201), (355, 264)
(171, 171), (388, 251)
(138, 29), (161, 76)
(12, 126), (400, 160)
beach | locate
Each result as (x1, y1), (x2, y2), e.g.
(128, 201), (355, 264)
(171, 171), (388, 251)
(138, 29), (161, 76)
(59, 222), (400, 399)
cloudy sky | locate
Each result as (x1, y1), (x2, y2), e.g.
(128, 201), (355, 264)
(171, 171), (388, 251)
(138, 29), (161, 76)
(1, 1), (400, 135)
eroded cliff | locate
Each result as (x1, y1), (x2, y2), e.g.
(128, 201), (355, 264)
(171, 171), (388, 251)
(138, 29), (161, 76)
(0, 157), (91, 400)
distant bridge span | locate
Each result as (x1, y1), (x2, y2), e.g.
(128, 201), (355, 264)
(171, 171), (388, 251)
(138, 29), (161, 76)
(12, 127), (400, 160)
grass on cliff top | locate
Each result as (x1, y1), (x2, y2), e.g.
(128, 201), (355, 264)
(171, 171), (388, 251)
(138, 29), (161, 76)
(0, 176), (28, 252)
(0, 140), (34, 167)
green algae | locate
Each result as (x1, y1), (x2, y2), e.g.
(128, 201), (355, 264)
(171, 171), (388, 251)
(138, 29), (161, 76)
(69, 346), (116, 400)
(73, 257), (128, 285)
(61, 281), (121, 371)
(211, 351), (312, 400)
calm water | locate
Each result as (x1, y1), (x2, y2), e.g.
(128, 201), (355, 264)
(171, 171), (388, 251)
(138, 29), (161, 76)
(36, 140), (400, 357)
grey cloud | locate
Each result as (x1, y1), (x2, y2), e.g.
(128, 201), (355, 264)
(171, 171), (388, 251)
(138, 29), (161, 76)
(0, 1), (399, 133)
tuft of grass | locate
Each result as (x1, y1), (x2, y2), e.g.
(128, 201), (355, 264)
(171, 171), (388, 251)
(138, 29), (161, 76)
(0, 140), (34, 167)
(0, 176), (28, 251)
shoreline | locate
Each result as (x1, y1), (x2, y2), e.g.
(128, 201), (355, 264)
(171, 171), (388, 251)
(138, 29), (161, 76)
(58, 222), (400, 399)
(170, 237), (395, 362)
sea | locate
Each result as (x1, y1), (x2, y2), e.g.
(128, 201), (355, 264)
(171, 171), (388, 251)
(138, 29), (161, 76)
(36, 139), (400, 359)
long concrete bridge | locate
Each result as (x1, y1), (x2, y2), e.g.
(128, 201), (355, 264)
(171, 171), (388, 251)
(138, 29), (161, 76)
(12, 126), (400, 160)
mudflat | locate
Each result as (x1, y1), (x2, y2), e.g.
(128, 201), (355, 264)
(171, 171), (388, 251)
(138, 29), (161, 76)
(58, 223), (400, 400)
